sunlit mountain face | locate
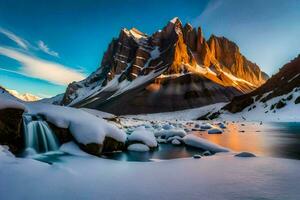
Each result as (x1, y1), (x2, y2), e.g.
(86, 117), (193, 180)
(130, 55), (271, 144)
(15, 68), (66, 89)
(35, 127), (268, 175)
(58, 17), (268, 115)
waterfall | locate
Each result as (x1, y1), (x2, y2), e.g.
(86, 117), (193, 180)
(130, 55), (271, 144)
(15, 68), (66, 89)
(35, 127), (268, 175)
(23, 114), (60, 155)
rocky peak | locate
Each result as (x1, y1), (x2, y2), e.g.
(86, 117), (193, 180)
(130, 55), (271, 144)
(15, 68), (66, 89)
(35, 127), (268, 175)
(62, 17), (269, 107)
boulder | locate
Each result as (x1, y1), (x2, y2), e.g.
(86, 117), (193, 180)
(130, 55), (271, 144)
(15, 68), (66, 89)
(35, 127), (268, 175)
(47, 122), (73, 144)
(0, 108), (24, 154)
(78, 137), (125, 156)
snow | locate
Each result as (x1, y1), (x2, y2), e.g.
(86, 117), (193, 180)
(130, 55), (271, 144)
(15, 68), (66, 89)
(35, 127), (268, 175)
(0, 91), (127, 146)
(1, 152), (300, 200)
(0, 97), (26, 110)
(171, 139), (181, 145)
(218, 88), (300, 122)
(59, 142), (92, 157)
(200, 122), (213, 130)
(80, 108), (116, 119)
(155, 129), (186, 139)
(127, 143), (150, 152)
(170, 17), (179, 23)
(27, 103), (127, 145)
(183, 134), (229, 153)
(6, 89), (41, 101)
(124, 103), (226, 121)
(128, 127), (157, 148)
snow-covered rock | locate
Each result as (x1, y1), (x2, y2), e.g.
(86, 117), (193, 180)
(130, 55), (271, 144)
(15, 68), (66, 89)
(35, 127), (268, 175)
(127, 143), (150, 152)
(127, 127), (157, 148)
(200, 123), (213, 130)
(235, 152), (256, 158)
(154, 129), (186, 139)
(171, 139), (181, 145)
(183, 134), (229, 153)
(208, 127), (223, 134)
(217, 122), (227, 129)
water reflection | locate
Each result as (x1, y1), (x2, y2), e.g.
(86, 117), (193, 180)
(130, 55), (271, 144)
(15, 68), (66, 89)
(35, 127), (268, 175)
(197, 122), (300, 159)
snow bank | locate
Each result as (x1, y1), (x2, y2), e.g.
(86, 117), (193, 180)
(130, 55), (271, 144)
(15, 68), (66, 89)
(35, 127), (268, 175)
(59, 142), (92, 157)
(183, 134), (229, 153)
(127, 143), (150, 152)
(123, 103), (226, 120)
(0, 97), (26, 110)
(1, 153), (300, 200)
(26, 103), (127, 145)
(80, 108), (116, 119)
(128, 127), (157, 147)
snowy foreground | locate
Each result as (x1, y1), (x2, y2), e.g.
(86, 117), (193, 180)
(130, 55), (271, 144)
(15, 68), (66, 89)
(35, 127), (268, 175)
(1, 146), (300, 200)
(1, 90), (300, 199)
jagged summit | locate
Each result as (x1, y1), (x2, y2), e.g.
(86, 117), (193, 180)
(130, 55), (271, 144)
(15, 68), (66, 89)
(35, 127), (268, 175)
(60, 17), (268, 114)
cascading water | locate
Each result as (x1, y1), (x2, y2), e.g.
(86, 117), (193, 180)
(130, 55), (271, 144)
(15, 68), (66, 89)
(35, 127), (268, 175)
(23, 114), (60, 155)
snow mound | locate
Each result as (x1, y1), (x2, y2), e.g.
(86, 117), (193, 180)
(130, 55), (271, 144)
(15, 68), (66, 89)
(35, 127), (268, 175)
(127, 143), (150, 152)
(59, 142), (92, 157)
(128, 127), (157, 148)
(26, 103), (127, 145)
(183, 134), (229, 153)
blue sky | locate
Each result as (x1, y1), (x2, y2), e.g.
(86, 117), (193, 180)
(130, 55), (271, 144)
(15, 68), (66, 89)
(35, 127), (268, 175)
(0, 0), (299, 97)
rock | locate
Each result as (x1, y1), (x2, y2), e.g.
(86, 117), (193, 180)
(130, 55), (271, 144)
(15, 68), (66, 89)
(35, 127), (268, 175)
(235, 152), (256, 157)
(193, 154), (201, 159)
(61, 17), (267, 115)
(47, 122), (73, 144)
(218, 122), (227, 129)
(0, 108), (25, 154)
(295, 96), (300, 104)
(202, 150), (212, 156)
(78, 137), (125, 156)
(208, 127), (223, 134)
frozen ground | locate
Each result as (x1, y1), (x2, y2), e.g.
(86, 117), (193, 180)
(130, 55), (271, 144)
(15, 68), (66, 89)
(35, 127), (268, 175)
(0, 147), (300, 200)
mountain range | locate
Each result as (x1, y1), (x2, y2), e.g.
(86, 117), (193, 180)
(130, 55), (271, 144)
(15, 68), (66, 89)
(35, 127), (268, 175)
(0, 87), (40, 102)
(56, 17), (268, 115)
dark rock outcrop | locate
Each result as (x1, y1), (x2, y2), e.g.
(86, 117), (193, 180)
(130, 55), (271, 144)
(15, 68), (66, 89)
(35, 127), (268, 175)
(78, 137), (125, 156)
(0, 108), (24, 154)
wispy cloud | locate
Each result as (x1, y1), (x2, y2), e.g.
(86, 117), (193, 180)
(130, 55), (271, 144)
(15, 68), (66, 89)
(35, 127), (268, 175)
(37, 40), (59, 57)
(192, 0), (223, 25)
(0, 47), (85, 85)
(0, 28), (29, 49)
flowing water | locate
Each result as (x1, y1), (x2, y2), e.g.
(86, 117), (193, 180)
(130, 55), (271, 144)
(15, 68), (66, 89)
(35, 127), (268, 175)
(22, 114), (60, 156)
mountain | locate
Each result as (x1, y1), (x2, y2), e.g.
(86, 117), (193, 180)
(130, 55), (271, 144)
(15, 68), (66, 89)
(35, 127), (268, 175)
(200, 54), (300, 121)
(1, 87), (41, 102)
(61, 17), (268, 115)
(38, 93), (64, 105)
